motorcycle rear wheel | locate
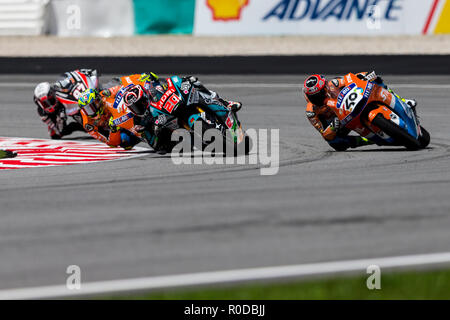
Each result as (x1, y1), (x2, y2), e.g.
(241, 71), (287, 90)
(194, 118), (251, 156)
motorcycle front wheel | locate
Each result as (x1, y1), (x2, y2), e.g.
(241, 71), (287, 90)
(371, 114), (422, 150)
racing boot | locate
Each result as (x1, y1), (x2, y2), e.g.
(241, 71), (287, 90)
(328, 135), (373, 151)
(49, 128), (62, 140)
(217, 97), (242, 112)
(61, 122), (84, 137)
(349, 136), (374, 149)
(225, 100), (242, 112)
(227, 101), (242, 112)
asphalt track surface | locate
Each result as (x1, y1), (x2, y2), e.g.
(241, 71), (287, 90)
(0, 74), (450, 291)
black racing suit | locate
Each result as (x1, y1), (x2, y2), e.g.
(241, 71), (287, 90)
(136, 75), (236, 152)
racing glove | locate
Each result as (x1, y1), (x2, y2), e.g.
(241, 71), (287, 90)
(152, 114), (168, 137)
(100, 89), (112, 97)
(139, 72), (159, 82)
(182, 76), (198, 84)
(357, 71), (383, 84)
(330, 117), (342, 133)
(40, 113), (61, 137)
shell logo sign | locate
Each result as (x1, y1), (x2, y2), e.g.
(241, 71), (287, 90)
(206, 0), (249, 21)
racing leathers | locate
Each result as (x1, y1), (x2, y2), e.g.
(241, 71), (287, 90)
(80, 87), (140, 150)
(132, 74), (242, 152)
(305, 71), (412, 151)
(34, 69), (94, 139)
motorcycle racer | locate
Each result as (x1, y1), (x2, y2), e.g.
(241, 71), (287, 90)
(76, 72), (168, 151)
(121, 73), (243, 152)
(33, 69), (98, 139)
(302, 71), (417, 151)
(121, 83), (173, 152)
(114, 72), (242, 113)
(78, 88), (140, 150)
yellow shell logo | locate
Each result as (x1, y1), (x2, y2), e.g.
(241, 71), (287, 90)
(207, 0), (249, 21)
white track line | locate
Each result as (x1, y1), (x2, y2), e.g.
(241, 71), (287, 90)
(1, 251), (450, 300)
(0, 83), (450, 89)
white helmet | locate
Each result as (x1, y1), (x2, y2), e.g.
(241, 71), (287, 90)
(34, 82), (57, 112)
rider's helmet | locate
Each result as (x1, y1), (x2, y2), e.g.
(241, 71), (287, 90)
(303, 74), (329, 106)
(78, 88), (101, 116)
(34, 82), (57, 113)
(124, 84), (150, 117)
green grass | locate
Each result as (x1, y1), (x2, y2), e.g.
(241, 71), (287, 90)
(112, 269), (450, 300)
(0, 150), (15, 159)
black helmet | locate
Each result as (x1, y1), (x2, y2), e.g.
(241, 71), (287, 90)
(124, 85), (150, 117)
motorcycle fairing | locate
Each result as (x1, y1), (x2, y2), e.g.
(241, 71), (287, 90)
(388, 95), (420, 139)
(338, 82), (374, 127)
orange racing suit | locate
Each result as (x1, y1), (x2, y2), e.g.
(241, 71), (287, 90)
(305, 72), (375, 151)
(80, 94), (121, 147)
(80, 73), (156, 148)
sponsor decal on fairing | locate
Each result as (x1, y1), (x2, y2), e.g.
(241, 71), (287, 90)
(194, 0), (439, 35)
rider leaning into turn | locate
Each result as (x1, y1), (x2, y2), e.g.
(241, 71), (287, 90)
(78, 72), (242, 151)
(77, 72), (165, 150)
(33, 69), (93, 139)
(302, 71), (417, 151)
(78, 88), (141, 150)
(122, 72), (243, 152)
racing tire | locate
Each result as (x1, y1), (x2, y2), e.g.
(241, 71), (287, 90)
(418, 126), (430, 148)
(224, 134), (252, 157)
(159, 127), (178, 153)
(192, 118), (216, 152)
(371, 114), (422, 150)
(242, 134), (252, 156)
(193, 119), (251, 156)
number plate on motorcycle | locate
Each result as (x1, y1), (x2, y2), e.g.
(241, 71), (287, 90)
(337, 83), (365, 112)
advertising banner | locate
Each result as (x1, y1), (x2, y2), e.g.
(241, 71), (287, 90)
(49, 0), (134, 36)
(133, 0), (196, 34)
(26, 0), (450, 36)
(194, 0), (450, 35)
